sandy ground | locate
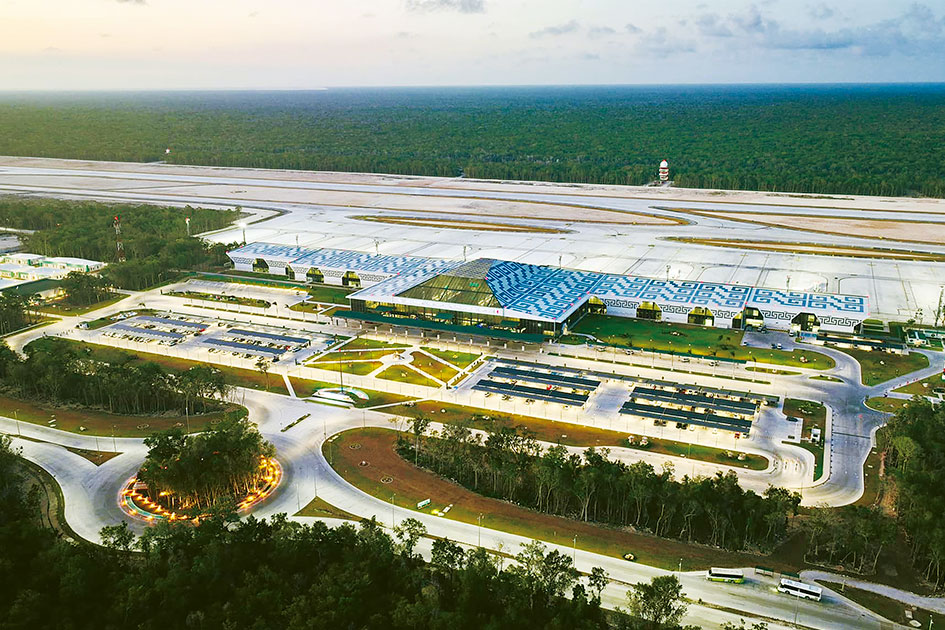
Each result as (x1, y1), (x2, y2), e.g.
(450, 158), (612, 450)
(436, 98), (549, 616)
(351, 215), (566, 233)
(125, 183), (679, 225)
(706, 212), (945, 245)
(2, 155), (943, 213)
(681, 239), (945, 260)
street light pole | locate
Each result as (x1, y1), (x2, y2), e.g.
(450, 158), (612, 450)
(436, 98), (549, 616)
(478, 513), (483, 547)
(14, 409), (20, 436)
(390, 494), (396, 529)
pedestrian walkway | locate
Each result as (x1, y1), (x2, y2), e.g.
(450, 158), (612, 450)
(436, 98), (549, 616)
(801, 569), (945, 614)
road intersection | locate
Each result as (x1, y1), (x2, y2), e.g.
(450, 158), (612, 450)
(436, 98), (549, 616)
(3, 280), (942, 629)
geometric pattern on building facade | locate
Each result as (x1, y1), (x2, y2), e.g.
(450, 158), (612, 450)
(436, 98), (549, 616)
(229, 243), (869, 324)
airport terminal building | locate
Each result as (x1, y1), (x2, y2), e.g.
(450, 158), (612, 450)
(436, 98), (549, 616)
(228, 242), (869, 335)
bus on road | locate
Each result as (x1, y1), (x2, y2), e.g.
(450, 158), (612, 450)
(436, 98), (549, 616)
(706, 568), (745, 583)
(777, 578), (823, 602)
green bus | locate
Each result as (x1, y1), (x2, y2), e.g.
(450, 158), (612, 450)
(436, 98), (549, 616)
(706, 568), (745, 584)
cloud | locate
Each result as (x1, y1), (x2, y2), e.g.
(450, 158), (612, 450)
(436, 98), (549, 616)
(625, 23), (642, 34)
(406, 0), (484, 14)
(116, 0), (146, 4)
(808, 4), (834, 20)
(530, 20), (579, 38)
(695, 13), (732, 37)
(639, 27), (696, 55)
(588, 26), (615, 38)
(699, 3), (945, 56)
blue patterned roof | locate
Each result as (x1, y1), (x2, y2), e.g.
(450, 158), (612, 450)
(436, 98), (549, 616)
(231, 242), (868, 323)
(227, 242), (452, 276)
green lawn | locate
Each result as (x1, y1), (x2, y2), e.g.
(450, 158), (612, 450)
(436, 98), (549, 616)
(894, 372), (945, 396)
(569, 315), (835, 369)
(166, 290), (271, 309)
(625, 434), (768, 470)
(197, 271), (307, 289)
(310, 360), (382, 376)
(837, 349), (931, 386)
(865, 397), (909, 413)
(420, 346), (481, 369)
(792, 442), (825, 482)
(309, 349), (401, 364)
(810, 374), (844, 382)
(784, 398), (826, 426)
(410, 353), (459, 383)
(816, 582), (945, 629)
(36, 292), (127, 316)
(745, 366), (800, 375)
(783, 399), (826, 480)
(343, 337), (410, 351)
(289, 377), (415, 408)
(295, 496), (359, 520)
(375, 365), (440, 389)
(306, 284), (354, 305)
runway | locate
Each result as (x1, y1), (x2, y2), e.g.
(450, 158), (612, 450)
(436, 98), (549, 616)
(1, 157), (944, 324)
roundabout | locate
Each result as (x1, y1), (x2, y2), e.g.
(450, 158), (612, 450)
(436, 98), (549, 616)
(119, 456), (283, 523)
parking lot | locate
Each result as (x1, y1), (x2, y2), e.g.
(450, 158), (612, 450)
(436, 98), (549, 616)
(82, 311), (337, 367)
(473, 361), (601, 408)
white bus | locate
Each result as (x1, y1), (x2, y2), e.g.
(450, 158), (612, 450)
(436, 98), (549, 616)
(706, 568), (745, 584)
(777, 578), (822, 602)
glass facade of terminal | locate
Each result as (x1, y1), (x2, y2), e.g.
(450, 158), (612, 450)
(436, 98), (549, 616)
(349, 298), (589, 336)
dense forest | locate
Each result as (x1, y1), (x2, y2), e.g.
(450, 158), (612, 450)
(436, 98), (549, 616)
(1, 86), (944, 197)
(0, 198), (237, 289)
(400, 421), (800, 552)
(0, 338), (229, 416)
(139, 419), (275, 511)
(0, 435), (724, 630)
(879, 398), (945, 589)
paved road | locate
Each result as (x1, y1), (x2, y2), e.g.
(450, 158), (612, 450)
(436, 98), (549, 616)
(2, 158), (943, 625)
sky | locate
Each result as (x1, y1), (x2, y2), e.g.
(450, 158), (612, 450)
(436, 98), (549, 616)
(1, 0), (943, 89)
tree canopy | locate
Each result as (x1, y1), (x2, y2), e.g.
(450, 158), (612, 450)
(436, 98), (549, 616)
(1, 86), (943, 197)
(400, 423), (800, 552)
(878, 398), (945, 588)
(0, 198), (238, 290)
(139, 417), (275, 511)
(0, 337), (230, 416)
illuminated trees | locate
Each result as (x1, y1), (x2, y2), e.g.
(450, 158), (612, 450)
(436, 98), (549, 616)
(138, 417), (276, 512)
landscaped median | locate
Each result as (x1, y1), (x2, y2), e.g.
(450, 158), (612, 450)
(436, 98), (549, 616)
(289, 377), (414, 408)
(836, 348), (930, 386)
(323, 427), (786, 572)
(782, 398), (827, 481)
(865, 397), (909, 413)
(166, 289), (272, 309)
(563, 315), (836, 370)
